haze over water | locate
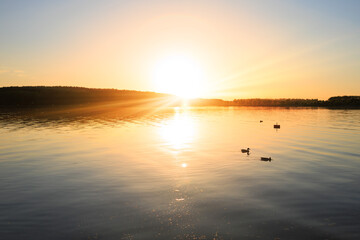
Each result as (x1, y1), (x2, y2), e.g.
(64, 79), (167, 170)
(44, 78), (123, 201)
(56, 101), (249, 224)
(1, 107), (359, 240)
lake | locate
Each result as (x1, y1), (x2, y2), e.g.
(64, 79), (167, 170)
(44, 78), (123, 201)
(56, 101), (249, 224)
(0, 107), (359, 240)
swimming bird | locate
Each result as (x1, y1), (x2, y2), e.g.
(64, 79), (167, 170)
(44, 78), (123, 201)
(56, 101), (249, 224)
(260, 120), (263, 123)
(241, 148), (250, 153)
(261, 157), (272, 161)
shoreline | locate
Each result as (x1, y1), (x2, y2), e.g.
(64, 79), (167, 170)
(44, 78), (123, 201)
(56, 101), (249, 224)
(1, 86), (359, 109)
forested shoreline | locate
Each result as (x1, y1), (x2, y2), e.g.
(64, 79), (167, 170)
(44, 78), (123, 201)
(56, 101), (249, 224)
(1, 86), (359, 108)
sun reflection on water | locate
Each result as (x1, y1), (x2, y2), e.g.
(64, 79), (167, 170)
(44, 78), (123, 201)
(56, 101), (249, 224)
(158, 109), (196, 152)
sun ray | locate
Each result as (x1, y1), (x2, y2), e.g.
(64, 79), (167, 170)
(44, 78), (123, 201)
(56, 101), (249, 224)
(209, 33), (360, 96)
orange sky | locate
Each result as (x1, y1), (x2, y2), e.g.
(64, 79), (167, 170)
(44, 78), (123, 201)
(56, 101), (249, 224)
(1, 1), (360, 100)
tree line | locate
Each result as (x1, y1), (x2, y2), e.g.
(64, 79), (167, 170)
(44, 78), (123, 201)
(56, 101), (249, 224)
(0, 86), (173, 107)
(0, 86), (359, 108)
(191, 96), (360, 107)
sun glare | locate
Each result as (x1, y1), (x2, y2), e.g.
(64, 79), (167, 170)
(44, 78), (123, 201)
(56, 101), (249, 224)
(159, 111), (195, 151)
(152, 54), (206, 99)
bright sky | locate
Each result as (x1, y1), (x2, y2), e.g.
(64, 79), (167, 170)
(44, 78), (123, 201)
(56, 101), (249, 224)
(1, 0), (360, 99)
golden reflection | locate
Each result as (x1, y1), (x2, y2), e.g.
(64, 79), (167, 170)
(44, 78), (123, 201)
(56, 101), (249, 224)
(158, 109), (196, 152)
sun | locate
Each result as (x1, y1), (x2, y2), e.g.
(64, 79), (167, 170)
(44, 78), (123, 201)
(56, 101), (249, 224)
(151, 54), (206, 99)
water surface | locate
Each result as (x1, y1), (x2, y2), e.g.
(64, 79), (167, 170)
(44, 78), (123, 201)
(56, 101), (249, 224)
(1, 107), (360, 240)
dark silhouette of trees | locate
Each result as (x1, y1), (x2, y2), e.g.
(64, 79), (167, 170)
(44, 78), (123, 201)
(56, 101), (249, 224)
(0, 86), (359, 108)
(326, 96), (360, 107)
(232, 97), (359, 107)
(232, 98), (321, 107)
(0, 86), (173, 107)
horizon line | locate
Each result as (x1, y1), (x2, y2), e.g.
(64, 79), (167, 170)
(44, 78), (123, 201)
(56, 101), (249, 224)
(1, 85), (359, 101)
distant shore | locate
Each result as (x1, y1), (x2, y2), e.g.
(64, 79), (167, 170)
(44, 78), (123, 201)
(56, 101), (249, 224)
(1, 86), (359, 108)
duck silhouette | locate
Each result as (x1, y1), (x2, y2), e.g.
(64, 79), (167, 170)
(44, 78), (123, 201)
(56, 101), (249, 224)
(241, 148), (250, 153)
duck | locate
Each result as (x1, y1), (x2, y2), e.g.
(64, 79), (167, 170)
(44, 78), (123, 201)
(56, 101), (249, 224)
(241, 148), (250, 153)
(261, 157), (272, 161)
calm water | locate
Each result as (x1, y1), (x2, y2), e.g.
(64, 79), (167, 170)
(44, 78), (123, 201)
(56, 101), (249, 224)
(0, 107), (360, 240)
